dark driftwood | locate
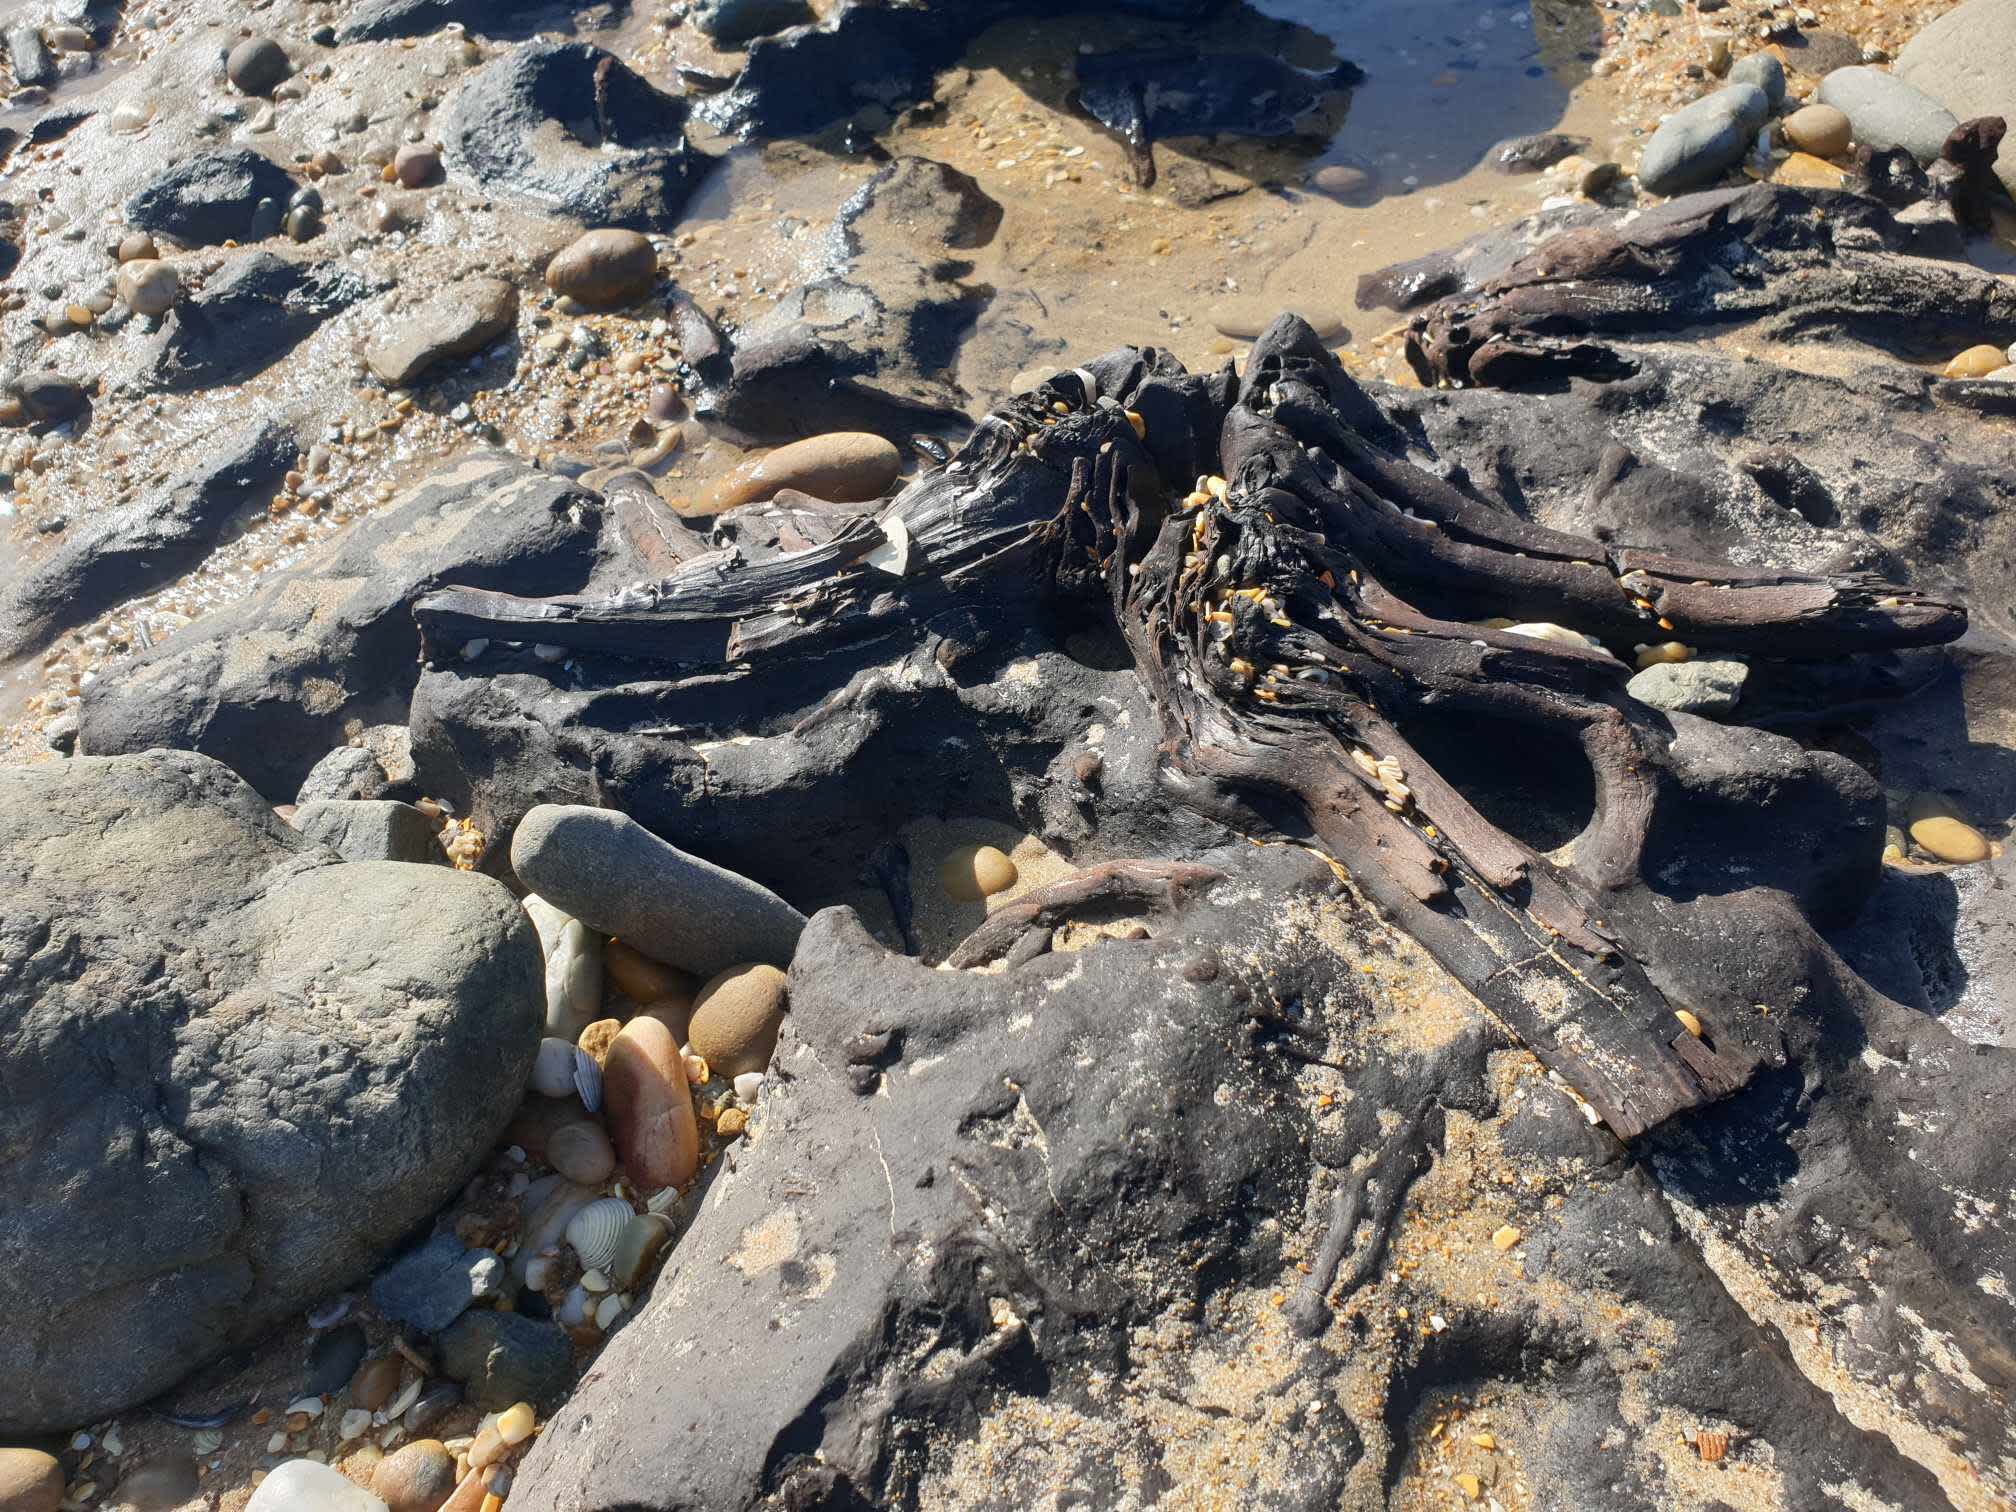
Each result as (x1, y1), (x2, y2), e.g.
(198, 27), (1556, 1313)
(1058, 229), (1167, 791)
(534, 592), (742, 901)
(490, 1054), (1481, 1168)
(416, 319), (1963, 1140)
(944, 860), (1226, 969)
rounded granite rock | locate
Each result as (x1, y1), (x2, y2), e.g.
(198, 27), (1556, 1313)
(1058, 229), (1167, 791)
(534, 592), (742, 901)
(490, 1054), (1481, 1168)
(0, 1450), (62, 1512)
(545, 229), (658, 306)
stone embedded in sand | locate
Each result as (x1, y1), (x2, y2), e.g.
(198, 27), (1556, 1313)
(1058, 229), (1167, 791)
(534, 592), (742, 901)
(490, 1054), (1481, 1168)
(545, 229), (658, 307)
(393, 143), (440, 189)
(1909, 814), (1991, 863)
(604, 1015), (700, 1189)
(688, 964), (788, 1079)
(112, 1453), (199, 1510)
(512, 805), (806, 978)
(698, 432), (902, 513)
(1773, 152), (1850, 189)
(547, 1119), (617, 1185)
(1944, 343), (2008, 379)
(246, 1459), (389, 1511)
(227, 37), (291, 96)
(1782, 103), (1852, 156)
(941, 843), (1018, 902)
(370, 1440), (456, 1512)
(0, 1450), (63, 1512)
(115, 259), (179, 317)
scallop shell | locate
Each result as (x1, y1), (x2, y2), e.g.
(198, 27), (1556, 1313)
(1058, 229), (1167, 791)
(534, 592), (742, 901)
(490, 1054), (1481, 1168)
(531, 1038), (578, 1099)
(573, 1047), (603, 1111)
(565, 1197), (631, 1273)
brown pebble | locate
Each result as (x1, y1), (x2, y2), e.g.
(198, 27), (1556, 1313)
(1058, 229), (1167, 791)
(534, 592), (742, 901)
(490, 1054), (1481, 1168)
(545, 228), (657, 307)
(577, 1016), (622, 1064)
(941, 843), (1017, 902)
(111, 1453), (199, 1511)
(698, 432), (902, 513)
(116, 231), (158, 263)
(351, 1353), (404, 1412)
(1909, 814), (1992, 863)
(1309, 162), (1376, 201)
(371, 1440), (458, 1512)
(1182, 952), (1220, 983)
(1944, 344), (2007, 380)
(687, 963), (788, 1079)
(646, 384), (685, 422)
(604, 940), (696, 1014)
(0, 1449), (63, 1512)
(394, 142), (441, 189)
(604, 1016), (700, 1188)
(1071, 750), (1103, 785)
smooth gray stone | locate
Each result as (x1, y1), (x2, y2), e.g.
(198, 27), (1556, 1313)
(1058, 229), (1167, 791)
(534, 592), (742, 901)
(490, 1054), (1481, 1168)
(371, 1232), (501, 1333)
(1729, 51), (1786, 108)
(291, 799), (438, 864)
(1637, 83), (1769, 194)
(7, 26), (53, 87)
(511, 804), (806, 977)
(438, 1311), (573, 1410)
(1627, 658), (1750, 716)
(1816, 65), (1958, 162)
(1897, 0), (2016, 195)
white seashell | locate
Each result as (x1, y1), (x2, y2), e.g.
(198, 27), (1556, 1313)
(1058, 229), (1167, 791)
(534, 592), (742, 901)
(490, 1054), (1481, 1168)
(594, 1293), (626, 1330)
(524, 1254), (556, 1291)
(306, 1295), (351, 1329)
(531, 1038), (578, 1098)
(864, 513), (911, 577)
(733, 1072), (764, 1103)
(384, 1375), (423, 1423)
(287, 1397), (326, 1419)
(1503, 621), (1614, 656)
(580, 1268), (610, 1294)
(557, 1284), (592, 1328)
(268, 1432), (290, 1455)
(646, 1186), (682, 1216)
(565, 1197), (631, 1273)
(573, 1048), (602, 1112)
(102, 1428), (123, 1457)
(191, 1429), (223, 1456)
(338, 1408), (373, 1442)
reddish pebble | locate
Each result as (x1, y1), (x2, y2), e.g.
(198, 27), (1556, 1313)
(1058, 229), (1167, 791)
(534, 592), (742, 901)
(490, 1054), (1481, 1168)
(603, 1016), (699, 1188)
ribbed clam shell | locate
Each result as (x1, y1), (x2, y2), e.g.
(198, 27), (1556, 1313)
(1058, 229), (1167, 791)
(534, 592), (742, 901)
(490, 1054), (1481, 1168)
(573, 1047), (603, 1112)
(565, 1197), (632, 1273)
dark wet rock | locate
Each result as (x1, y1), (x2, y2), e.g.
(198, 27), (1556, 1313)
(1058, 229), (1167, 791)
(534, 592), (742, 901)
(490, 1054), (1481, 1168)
(1817, 64), (1959, 162)
(0, 416), (294, 659)
(438, 42), (700, 232)
(1898, 0), (2016, 197)
(0, 750), (542, 1432)
(1074, 49), (1361, 184)
(1636, 81), (1769, 194)
(698, 156), (1001, 438)
(1932, 113), (2010, 232)
(291, 799), (439, 864)
(691, 0), (814, 45)
(437, 1311), (573, 1410)
(139, 251), (379, 392)
(370, 1232), (502, 1333)
(78, 457), (617, 801)
(125, 149), (297, 247)
(1490, 130), (1587, 171)
(365, 276), (518, 386)
(11, 372), (89, 425)
(1354, 202), (1603, 311)
(305, 1322), (366, 1395)
(7, 26), (53, 87)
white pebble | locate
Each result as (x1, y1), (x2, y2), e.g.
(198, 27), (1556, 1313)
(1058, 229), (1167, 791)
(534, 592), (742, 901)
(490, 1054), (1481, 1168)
(339, 1408), (373, 1441)
(733, 1072), (764, 1103)
(594, 1293), (626, 1329)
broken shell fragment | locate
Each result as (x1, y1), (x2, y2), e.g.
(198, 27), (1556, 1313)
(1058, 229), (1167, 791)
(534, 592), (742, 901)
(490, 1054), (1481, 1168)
(1674, 1009), (1704, 1038)
(1696, 1428), (1729, 1462)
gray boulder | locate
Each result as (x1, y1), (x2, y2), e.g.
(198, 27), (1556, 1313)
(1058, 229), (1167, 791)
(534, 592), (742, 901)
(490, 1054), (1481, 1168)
(291, 799), (440, 863)
(511, 804), (807, 976)
(296, 726), (419, 806)
(1817, 65), (1959, 161)
(124, 149), (296, 246)
(1897, 0), (2016, 196)
(438, 42), (701, 231)
(78, 456), (613, 801)
(1636, 83), (1769, 195)
(140, 250), (379, 393)
(0, 751), (542, 1433)
(1626, 657), (1750, 716)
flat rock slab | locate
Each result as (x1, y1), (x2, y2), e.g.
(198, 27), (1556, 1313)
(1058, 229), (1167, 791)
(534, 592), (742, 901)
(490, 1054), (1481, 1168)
(511, 804), (807, 977)
(125, 149), (296, 246)
(365, 277), (517, 386)
(0, 751), (542, 1432)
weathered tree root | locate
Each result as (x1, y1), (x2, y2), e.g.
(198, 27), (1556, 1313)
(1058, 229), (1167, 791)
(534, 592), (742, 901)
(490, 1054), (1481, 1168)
(1403, 181), (2016, 389)
(1285, 1106), (1435, 1339)
(417, 314), (1961, 1140)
